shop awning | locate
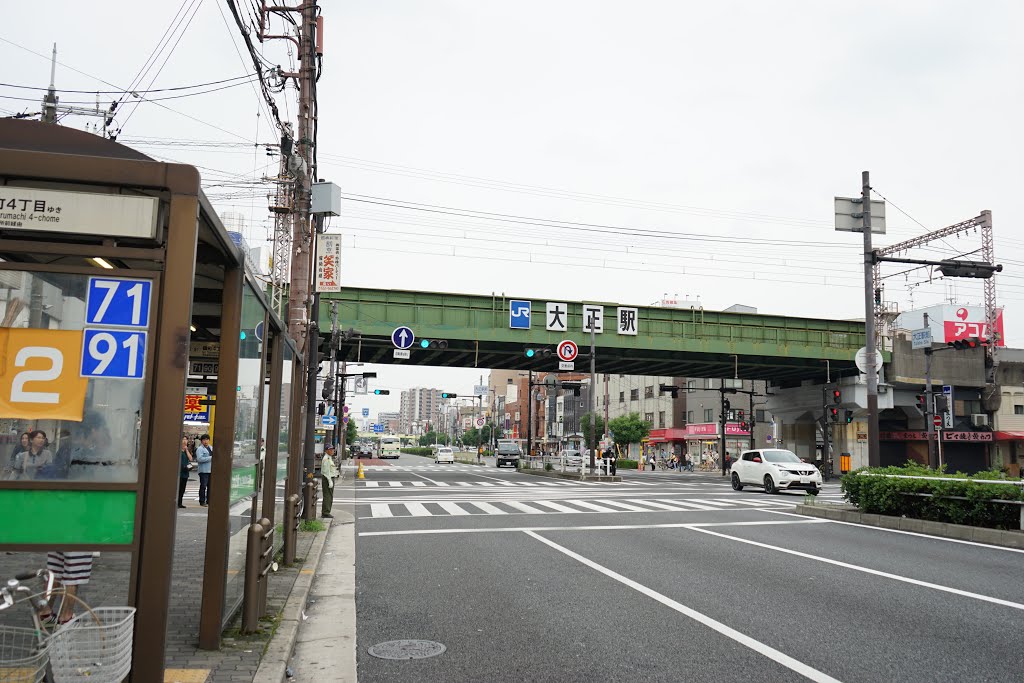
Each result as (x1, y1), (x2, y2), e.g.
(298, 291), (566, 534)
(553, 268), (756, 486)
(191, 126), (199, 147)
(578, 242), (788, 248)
(995, 431), (1024, 440)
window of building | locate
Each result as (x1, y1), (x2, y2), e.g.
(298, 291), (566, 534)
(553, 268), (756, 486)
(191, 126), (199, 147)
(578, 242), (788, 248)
(644, 385), (654, 399)
(658, 411), (666, 428)
(1015, 405), (1024, 415)
(756, 409), (766, 422)
(630, 388), (639, 401)
(687, 410), (694, 424)
(687, 380), (697, 393)
(619, 391), (625, 403)
(704, 408), (713, 422)
(644, 412), (654, 424)
(705, 378), (716, 389)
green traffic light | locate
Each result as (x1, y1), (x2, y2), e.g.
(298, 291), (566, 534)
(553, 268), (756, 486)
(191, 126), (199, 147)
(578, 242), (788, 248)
(420, 339), (430, 348)
(525, 348), (535, 358)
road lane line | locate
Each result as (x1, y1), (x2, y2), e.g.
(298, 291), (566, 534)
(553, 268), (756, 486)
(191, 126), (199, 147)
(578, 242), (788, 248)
(597, 500), (650, 512)
(411, 481), (427, 487)
(532, 500), (581, 513)
(759, 509), (1024, 554)
(523, 530), (844, 683)
(369, 504), (392, 518)
(686, 524), (1024, 612)
(628, 499), (697, 511)
(358, 519), (827, 535)
(364, 481), (380, 488)
(653, 499), (717, 511)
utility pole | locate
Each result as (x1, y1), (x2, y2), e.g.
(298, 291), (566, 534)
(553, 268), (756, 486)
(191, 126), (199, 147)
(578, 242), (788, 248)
(719, 389), (728, 476)
(923, 312), (936, 468)
(526, 370), (534, 458)
(589, 314), (597, 473)
(821, 384), (831, 479)
(301, 215), (324, 519)
(862, 171), (881, 467)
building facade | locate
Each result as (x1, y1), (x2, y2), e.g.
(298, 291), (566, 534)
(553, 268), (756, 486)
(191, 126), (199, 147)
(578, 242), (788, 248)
(398, 387), (442, 435)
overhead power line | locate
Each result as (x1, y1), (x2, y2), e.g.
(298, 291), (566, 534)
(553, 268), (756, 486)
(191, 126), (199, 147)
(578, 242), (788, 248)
(0, 72), (256, 94)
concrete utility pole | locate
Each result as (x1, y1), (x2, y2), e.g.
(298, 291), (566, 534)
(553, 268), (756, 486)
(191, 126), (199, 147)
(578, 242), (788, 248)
(862, 171), (881, 467)
(589, 315), (597, 472)
(923, 312), (936, 468)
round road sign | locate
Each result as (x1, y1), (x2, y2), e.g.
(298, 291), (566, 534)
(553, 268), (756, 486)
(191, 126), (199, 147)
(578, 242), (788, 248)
(557, 340), (579, 362)
(475, 417), (486, 428)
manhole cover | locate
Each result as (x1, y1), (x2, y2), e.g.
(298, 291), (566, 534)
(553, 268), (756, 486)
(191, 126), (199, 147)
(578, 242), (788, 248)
(367, 640), (447, 660)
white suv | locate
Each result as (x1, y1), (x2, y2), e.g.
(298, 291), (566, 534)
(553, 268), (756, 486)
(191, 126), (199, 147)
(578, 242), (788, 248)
(731, 449), (822, 495)
(435, 447), (455, 464)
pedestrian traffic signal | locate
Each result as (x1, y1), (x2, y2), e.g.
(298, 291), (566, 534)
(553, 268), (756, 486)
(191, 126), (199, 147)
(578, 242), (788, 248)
(844, 409), (854, 424)
(832, 388), (842, 404)
(740, 421), (749, 431)
(828, 407), (839, 422)
(915, 394), (926, 410)
(524, 347), (552, 358)
(948, 337), (982, 350)
(321, 378), (335, 400)
(373, 389), (390, 395)
(419, 339), (449, 350)
(441, 392), (458, 399)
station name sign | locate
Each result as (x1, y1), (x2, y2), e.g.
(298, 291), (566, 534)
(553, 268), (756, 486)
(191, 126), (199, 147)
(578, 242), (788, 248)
(0, 188), (158, 239)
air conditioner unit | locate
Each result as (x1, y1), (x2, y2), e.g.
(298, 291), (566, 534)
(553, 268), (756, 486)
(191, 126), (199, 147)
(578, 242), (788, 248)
(971, 414), (989, 427)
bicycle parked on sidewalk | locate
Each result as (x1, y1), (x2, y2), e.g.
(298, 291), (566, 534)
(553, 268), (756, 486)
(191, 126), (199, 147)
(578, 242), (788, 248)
(0, 568), (136, 682)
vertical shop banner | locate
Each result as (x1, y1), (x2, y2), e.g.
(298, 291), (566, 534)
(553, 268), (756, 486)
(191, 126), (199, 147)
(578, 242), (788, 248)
(0, 328), (88, 421)
(183, 387), (211, 424)
(315, 234), (342, 292)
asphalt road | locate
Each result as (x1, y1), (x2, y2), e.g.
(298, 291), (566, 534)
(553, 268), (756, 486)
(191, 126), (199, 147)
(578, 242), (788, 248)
(351, 454), (1023, 682)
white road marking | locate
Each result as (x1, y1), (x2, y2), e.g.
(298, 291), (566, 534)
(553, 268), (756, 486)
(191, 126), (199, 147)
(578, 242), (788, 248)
(522, 530), (844, 683)
(369, 504), (392, 518)
(503, 501), (546, 514)
(563, 499), (619, 513)
(629, 499), (695, 511)
(365, 481), (379, 488)
(687, 524), (1024, 612)
(403, 502), (431, 517)
(532, 500), (580, 513)
(470, 501), (508, 515)
(359, 519), (828, 536)
(595, 499), (649, 512)
(437, 502), (470, 516)
(654, 499), (717, 511)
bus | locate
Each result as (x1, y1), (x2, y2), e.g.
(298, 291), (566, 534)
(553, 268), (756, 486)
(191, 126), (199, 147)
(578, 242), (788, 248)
(380, 436), (402, 459)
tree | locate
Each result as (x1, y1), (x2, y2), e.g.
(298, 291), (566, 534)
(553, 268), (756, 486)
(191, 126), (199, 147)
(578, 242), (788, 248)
(579, 412), (602, 452)
(344, 420), (358, 449)
(607, 412), (651, 451)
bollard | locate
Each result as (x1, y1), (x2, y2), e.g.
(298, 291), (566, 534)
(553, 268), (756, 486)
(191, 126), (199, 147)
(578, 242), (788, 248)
(284, 493), (300, 565)
(257, 517), (273, 612)
(241, 522), (265, 633)
(302, 471), (318, 521)
(357, 461), (365, 479)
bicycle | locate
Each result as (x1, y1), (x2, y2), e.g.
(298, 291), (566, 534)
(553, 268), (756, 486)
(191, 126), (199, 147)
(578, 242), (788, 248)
(0, 568), (136, 683)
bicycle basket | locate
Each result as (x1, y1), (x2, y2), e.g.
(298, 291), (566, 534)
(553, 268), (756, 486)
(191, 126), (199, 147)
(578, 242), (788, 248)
(47, 607), (135, 683)
(0, 625), (48, 683)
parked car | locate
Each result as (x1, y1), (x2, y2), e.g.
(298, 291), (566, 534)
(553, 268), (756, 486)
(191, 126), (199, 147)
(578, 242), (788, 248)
(731, 448), (822, 494)
(435, 447), (455, 464)
(558, 449), (583, 468)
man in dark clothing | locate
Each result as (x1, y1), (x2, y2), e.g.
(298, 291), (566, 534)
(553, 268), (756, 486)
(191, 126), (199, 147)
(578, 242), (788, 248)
(605, 448), (617, 476)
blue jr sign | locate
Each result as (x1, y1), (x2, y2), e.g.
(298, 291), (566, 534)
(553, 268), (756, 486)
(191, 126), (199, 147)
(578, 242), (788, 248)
(509, 300), (531, 329)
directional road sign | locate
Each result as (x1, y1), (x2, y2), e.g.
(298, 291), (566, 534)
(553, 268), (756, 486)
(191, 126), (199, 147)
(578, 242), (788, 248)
(391, 326), (415, 350)
(362, 408), (370, 417)
(942, 385), (952, 395)
(322, 415), (338, 426)
(557, 339), (579, 362)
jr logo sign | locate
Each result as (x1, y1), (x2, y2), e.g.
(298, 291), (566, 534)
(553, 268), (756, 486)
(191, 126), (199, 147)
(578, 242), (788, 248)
(509, 300), (531, 329)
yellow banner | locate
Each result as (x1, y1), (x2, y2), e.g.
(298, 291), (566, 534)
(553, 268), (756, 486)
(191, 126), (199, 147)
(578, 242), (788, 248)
(0, 328), (88, 421)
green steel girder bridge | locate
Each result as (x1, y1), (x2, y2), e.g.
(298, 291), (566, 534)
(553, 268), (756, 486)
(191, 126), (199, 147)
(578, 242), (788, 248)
(320, 287), (871, 384)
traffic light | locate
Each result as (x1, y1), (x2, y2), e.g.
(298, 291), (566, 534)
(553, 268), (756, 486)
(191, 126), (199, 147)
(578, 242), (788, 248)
(948, 337), (982, 350)
(723, 399), (731, 412)
(419, 339), (449, 350)
(740, 421), (749, 431)
(659, 383), (681, 398)
(524, 347), (553, 359)
(373, 389), (390, 395)
(321, 378), (335, 400)
(915, 394), (926, 410)
(828, 407), (839, 422)
(844, 409), (854, 424)
(441, 392), (458, 399)
(832, 388), (842, 404)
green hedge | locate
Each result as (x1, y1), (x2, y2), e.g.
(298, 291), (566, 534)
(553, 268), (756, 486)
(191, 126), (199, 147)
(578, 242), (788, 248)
(618, 459), (639, 470)
(841, 463), (1024, 530)
(400, 447), (434, 456)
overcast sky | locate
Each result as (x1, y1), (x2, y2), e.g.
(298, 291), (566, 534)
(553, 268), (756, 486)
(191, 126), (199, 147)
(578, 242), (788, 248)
(3, 1), (1022, 421)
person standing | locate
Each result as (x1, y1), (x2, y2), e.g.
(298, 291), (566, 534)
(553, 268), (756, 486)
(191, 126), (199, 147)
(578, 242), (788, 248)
(605, 448), (617, 476)
(3, 432), (30, 479)
(320, 445), (338, 518)
(178, 436), (195, 509)
(195, 434), (213, 507)
(16, 430), (53, 480)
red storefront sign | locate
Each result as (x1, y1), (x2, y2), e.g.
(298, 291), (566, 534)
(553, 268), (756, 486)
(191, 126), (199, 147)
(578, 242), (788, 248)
(684, 423), (750, 439)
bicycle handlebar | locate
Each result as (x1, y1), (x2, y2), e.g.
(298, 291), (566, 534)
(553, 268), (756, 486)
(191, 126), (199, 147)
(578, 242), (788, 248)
(14, 571), (41, 581)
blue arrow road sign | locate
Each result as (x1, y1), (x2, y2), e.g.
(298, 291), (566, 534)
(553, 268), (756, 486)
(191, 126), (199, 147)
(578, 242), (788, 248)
(321, 415), (338, 426)
(392, 326), (415, 349)
(362, 408), (369, 417)
(942, 385), (952, 395)
(509, 300), (531, 329)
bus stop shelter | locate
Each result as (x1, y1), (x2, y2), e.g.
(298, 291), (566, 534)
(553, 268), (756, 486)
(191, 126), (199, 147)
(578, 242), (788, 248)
(0, 120), (305, 680)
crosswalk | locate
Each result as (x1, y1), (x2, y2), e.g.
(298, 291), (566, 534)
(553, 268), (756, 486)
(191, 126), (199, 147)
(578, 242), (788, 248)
(356, 479), (706, 488)
(362, 496), (800, 518)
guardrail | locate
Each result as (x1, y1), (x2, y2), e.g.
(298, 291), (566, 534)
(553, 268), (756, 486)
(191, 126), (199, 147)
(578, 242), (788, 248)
(520, 455), (615, 476)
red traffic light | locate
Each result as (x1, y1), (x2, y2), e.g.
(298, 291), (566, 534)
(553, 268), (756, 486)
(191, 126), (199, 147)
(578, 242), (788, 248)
(832, 389), (841, 404)
(948, 337), (983, 350)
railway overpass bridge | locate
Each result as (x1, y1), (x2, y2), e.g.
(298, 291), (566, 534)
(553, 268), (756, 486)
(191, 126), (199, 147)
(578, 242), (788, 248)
(319, 287), (873, 384)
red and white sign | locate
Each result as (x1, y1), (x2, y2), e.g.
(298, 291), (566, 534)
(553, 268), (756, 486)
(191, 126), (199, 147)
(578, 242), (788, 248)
(943, 306), (1005, 346)
(933, 415), (942, 428)
(557, 340), (578, 362)
(683, 423), (751, 438)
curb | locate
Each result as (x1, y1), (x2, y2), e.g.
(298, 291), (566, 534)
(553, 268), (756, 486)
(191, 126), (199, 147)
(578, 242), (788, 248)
(794, 504), (1024, 549)
(253, 516), (334, 681)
